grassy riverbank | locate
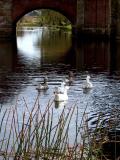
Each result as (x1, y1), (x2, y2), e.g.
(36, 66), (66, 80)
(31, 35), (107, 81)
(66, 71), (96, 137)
(17, 19), (72, 31)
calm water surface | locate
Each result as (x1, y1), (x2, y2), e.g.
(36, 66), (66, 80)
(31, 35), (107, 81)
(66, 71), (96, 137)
(0, 27), (120, 139)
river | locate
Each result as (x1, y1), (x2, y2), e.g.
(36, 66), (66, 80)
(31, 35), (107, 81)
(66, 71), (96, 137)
(0, 27), (120, 144)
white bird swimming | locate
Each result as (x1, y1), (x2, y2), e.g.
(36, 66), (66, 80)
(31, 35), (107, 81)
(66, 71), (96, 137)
(82, 75), (93, 89)
(54, 82), (69, 102)
(36, 76), (49, 91)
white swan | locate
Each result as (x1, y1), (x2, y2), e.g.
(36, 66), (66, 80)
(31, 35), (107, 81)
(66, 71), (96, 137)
(54, 81), (65, 93)
(36, 76), (49, 91)
(54, 82), (69, 102)
(82, 75), (93, 89)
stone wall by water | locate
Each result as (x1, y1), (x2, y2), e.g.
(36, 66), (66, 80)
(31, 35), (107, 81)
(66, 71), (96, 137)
(0, 0), (14, 38)
(76, 0), (111, 37)
(0, 0), (120, 39)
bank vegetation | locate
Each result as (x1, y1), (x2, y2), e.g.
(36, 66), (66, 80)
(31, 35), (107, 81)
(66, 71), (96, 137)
(0, 95), (119, 159)
(17, 9), (72, 30)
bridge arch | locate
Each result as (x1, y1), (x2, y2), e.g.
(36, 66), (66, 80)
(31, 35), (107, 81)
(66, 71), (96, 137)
(12, 0), (76, 26)
(0, 0), (114, 39)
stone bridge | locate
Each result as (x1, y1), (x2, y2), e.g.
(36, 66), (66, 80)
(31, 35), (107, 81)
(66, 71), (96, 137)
(0, 0), (120, 39)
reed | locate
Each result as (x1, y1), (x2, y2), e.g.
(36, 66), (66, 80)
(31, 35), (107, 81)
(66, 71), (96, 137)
(0, 97), (113, 159)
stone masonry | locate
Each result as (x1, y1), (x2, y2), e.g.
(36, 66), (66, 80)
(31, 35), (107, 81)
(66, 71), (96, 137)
(0, 0), (119, 39)
(0, 0), (13, 38)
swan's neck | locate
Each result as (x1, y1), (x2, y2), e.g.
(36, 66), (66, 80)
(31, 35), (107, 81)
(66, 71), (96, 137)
(64, 89), (67, 94)
(86, 78), (90, 83)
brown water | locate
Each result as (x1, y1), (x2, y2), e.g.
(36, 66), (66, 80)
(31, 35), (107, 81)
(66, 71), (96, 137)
(0, 27), (120, 133)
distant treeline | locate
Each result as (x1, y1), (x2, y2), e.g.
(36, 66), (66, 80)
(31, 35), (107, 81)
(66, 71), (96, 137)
(17, 9), (71, 28)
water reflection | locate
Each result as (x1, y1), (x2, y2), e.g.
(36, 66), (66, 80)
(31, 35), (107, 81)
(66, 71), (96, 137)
(75, 40), (110, 71)
(0, 27), (120, 129)
(17, 28), (41, 59)
(54, 100), (67, 109)
(83, 88), (92, 94)
(0, 41), (17, 70)
(39, 28), (72, 63)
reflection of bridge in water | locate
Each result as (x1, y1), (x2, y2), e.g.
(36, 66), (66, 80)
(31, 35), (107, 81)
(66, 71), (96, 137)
(0, 37), (120, 104)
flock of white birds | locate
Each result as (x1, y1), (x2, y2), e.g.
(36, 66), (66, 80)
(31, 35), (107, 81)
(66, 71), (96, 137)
(36, 72), (93, 102)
